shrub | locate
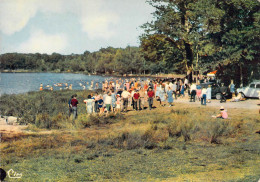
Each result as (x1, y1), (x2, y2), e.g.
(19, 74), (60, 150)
(206, 120), (234, 144)
(166, 117), (194, 141)
(76, 113), (124, 128)
(35, 113), (52, 129)
(112, 129), (159, 150)
(51, 112), (68, 129)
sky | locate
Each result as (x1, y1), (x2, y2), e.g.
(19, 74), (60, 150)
(0, 0), (155, 55)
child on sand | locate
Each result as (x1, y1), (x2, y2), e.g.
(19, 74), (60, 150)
(116, 94), (121, 113)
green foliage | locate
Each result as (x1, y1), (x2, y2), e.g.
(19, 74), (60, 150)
(76, 113), (123, 128)
(0, 90), (90, 128)
(0, 46), (150, 75)
(141, 0), (260, 84)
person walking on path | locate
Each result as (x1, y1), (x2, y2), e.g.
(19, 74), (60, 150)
(139, 87), (146, 110)
(111, 89), (117, 112)
(201, 87), (207, 105)
(159, 85), (166, 106)
(147, 87), (155, 110)
(220, 83), (227, 103)
(104, 92), (112, 115)
(196, 81), (202, 101)
(206, 85), (212, 103)
(190, 83), (197, 102)
(172, 81), (177, 99)
(94, 92), (100, 113)
(70, 94), (78, 119)
(180, 83), (185, 98)
(133, 89), (140, 111)
(116, 94), (121, 113)
(167, 86), (174, 107)
(84, 95), (94, 114)
(229, 80), (235, 98)
(68, 95), (73, 117)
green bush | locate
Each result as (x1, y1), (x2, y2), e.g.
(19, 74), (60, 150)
(0, 90), (92, 127)
(75, 113), (124, 128)
(206, 120), (235, 144)
(35, 113), (52, 129)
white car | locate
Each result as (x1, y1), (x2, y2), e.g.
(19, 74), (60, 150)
(237, 81), (260, 98)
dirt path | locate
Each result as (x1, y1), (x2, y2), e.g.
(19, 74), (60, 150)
(174, 97), (260, 110)
(0, 118), (28, 138)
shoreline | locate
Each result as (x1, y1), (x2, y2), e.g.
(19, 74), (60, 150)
(0, 70), (185, 78)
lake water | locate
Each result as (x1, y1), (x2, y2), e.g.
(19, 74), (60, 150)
(0, 72), (148, 95)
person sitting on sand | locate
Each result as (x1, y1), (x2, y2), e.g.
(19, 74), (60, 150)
(214, 106), (228, 119)
(231, 93), (244, 102)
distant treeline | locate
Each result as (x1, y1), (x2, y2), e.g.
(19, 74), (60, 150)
(0, 46), (181, 75)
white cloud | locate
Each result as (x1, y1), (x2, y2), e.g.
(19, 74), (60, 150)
(17, 29), (68, 54)
(0, 0), (38, 35)
(0, 0), (120, 39)
(76, 0), (119, 39)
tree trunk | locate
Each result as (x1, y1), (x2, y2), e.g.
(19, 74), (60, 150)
(240, 63), (243, 87)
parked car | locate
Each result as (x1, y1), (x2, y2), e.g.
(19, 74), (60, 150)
(236, 80), (260, 98)
(200, 82), (232, 100)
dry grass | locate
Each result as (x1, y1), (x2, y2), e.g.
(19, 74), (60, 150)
(1, 101), (260, 181)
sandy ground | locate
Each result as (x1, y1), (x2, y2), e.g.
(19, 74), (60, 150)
(0, 118), (28, 137)
(174, 97), (260, 110)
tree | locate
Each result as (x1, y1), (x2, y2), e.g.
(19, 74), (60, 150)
(142, 0), (259, 84)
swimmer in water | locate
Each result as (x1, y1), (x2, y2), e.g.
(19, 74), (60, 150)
(69, 84), (73, 90)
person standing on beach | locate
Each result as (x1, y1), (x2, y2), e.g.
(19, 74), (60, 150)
(201, 87), (207, 105)
(116, 94), (121, 113)
(70, 94), (78, 119)
(220, 83), (227, 103)
(229, 80), (235, 98)
(68, 95), (73, 117)
(139, 87), (145, 110)
(104, 92), (112, 115)
(206, 85), (212, 103)
(84, 95), (94, 114)
(94, 92), (100, 113)
(111, 89), (117, 112)
(147, 87), (155, 110)
(190, 83), (197, 102)
(121, 89), (130, 112)
(167, 86), (174, 107)
(172, 81), (177, 99)
(133, 89), (140, 111)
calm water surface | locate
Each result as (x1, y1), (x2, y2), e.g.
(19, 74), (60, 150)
(0, 73), (147, 95)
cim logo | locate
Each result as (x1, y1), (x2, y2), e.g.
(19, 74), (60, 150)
(7, 169), (22, 179)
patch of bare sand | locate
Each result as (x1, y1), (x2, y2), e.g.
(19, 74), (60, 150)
(0, 118), (28, 134)
(174, 97), (259, 110)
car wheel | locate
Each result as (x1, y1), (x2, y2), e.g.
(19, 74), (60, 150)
(216, 93), (221, 100)
(240, 92), (245, 98)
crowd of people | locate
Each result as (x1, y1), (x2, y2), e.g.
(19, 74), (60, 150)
(67, 76), (234, 119)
